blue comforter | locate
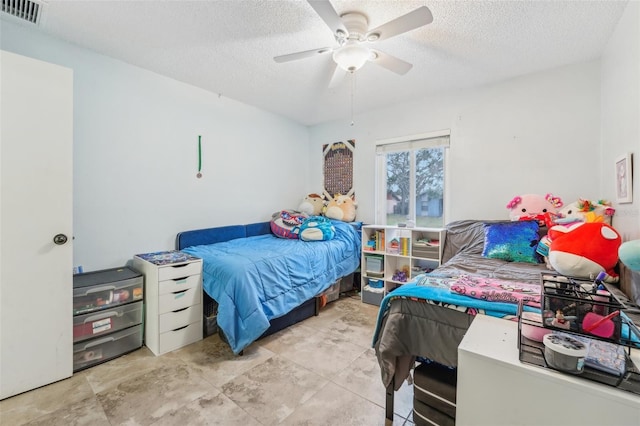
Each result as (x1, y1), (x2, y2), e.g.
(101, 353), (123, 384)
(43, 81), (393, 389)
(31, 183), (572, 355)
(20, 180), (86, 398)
(183, 220), (361, 354)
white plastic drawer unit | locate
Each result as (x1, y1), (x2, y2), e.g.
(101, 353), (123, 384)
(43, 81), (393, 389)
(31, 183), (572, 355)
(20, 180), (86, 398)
(73, 267), (144, 316)
(73, 301), (143, 343)
(73, 324), (143, 372)
(132, 251), (203, 356)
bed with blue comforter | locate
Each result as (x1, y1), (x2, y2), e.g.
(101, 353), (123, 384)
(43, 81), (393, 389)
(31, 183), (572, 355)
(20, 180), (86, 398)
(180, 219), (361, 354)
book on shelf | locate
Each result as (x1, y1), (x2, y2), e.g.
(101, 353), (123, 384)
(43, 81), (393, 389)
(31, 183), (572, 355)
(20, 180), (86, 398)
(400, 236), (410, 256)
(375, 230), (385, 251)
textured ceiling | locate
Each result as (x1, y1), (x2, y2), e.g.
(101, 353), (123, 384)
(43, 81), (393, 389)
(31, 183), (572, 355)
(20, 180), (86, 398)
(2, 0), (629, 125)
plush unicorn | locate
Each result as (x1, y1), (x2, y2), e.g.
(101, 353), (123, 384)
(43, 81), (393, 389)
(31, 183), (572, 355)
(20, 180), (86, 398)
(557, 199), (615, 225)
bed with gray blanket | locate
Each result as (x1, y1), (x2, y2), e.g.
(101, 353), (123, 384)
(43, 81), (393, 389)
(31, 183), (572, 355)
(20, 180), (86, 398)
(373, 219), (550, 420)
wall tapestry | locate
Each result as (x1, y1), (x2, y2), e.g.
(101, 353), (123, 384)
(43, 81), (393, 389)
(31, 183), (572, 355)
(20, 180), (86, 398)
(323, 140), (355, 199)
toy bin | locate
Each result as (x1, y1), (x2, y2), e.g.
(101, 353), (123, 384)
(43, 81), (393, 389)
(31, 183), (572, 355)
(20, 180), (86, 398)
(322, 280), (341, 303)
(362, 285), (384, 306)
(367, 278), (384, 289)
(365, 255), (384, 277)
(541, 273), (623, 343)
(340, 272), (355, 293)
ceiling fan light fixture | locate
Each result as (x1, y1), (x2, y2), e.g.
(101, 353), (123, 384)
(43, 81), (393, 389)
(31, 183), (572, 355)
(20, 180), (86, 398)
(333, 42), (371, 72)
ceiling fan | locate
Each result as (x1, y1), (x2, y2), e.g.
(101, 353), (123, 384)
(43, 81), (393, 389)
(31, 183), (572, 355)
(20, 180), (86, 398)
(274, 0), (433, 88)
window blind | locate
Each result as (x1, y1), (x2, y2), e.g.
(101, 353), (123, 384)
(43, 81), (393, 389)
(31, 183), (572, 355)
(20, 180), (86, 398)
(375, 132), (450, 154)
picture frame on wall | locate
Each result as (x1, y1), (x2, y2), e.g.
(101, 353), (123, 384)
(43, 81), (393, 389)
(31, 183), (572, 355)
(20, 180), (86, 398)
(615, 153), (633, 203)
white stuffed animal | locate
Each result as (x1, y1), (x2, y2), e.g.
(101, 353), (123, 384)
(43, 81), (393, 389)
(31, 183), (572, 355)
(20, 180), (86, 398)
(556, 199), (614, 225)
(298, 193), (326, 216)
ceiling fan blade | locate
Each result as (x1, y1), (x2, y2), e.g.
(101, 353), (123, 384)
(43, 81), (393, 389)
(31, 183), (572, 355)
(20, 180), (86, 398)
(370, 49), (413, 75)
(328, 63), (347, 88)
(308, 0), (348, 37)
(366, 6), (433, 42)
(274, 47), (333, 63)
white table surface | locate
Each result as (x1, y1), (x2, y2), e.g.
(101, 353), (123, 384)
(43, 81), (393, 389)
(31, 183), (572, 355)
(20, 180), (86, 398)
(456, 315), (640, 426)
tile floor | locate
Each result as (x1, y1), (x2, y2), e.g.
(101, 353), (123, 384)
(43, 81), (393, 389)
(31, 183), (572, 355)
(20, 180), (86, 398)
(0, 294), (415, 425)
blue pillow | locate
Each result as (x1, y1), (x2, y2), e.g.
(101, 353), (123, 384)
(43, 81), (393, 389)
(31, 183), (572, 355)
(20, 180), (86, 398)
(482, 221), (541, 264)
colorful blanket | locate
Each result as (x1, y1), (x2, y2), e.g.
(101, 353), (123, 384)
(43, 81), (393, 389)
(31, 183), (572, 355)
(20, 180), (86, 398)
(372, 274), (540, 346)
(449, 275), (541, 306)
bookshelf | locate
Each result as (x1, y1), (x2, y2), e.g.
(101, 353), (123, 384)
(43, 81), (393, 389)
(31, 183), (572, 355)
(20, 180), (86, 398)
(361, 225), (446, 305)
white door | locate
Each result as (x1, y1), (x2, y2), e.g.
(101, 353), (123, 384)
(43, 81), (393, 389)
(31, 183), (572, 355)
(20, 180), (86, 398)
(0, 50), (73, 399)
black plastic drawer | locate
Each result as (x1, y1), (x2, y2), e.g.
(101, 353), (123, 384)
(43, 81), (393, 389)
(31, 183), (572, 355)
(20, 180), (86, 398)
(72, 324), (143, 372)
(73, 301), (143, 343)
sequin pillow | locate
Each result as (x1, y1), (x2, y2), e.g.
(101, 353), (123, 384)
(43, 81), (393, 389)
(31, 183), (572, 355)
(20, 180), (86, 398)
(482, 221), (541, 264)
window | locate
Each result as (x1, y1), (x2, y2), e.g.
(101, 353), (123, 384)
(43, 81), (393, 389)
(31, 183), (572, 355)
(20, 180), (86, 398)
(375, 132), (449, 227)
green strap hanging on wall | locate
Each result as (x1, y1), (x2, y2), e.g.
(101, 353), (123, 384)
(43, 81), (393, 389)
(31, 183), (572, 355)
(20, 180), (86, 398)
(197, 135), (202, 178)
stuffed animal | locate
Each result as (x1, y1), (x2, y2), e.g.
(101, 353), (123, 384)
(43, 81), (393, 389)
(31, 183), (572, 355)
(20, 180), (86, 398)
(299, 216), (335, 241)
(270, 210), (307, 239)
(547, 222), (622, 283)
(619, 239), (640, 271)
(324, 194), (357, 222)
(556, 199), (615, 225)
(298, 193), (326, 216)
(506, 193), (563, 223)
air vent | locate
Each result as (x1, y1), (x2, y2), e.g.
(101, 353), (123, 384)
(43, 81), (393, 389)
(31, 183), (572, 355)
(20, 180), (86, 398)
(1, 0), (47, 25)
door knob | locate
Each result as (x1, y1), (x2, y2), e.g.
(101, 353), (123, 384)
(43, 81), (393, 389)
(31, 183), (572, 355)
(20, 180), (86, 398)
(53, 234), (68, 245)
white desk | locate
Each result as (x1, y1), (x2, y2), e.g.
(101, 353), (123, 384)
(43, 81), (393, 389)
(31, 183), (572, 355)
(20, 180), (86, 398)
(457, 315), (640, 426)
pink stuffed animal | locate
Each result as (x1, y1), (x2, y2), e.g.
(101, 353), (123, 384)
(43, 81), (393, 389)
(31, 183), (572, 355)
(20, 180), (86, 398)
(506, 193), (563, 222)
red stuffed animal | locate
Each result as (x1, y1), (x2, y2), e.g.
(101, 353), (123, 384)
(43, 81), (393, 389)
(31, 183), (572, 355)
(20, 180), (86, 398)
(547, 222), (621, 283)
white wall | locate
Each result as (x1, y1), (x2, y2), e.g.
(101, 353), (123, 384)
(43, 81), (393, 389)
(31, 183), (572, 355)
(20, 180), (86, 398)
(600, 0), (640, 302)
(309, 61), (602, 225)
(1, 21), (310, 271)
(601, 0), (640, 242)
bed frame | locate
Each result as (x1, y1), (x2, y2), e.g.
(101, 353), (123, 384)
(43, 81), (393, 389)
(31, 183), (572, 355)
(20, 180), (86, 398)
(175, 221), (321, 343)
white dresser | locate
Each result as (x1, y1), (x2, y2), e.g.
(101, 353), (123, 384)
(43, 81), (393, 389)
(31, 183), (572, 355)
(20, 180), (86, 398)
(457, 315), (640, 425)
(133, 251), (203, 356)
